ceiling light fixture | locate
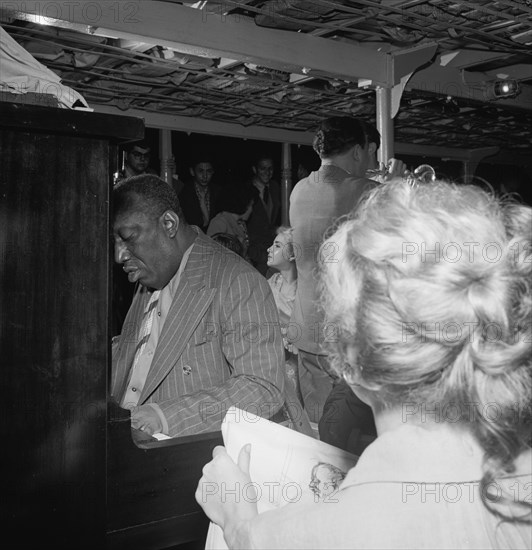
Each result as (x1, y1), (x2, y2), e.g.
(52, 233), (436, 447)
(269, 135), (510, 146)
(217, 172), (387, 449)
(492, 79), (521, 99)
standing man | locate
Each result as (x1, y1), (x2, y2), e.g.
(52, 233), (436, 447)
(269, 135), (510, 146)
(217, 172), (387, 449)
(246, 155), (281, 276)
(111, 175), (285, 437)
(289, 117), (375, 423)
(115, 140), (156, 183)
(179, 156), (221, 233)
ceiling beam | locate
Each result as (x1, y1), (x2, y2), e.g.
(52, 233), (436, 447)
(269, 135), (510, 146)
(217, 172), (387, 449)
(389, 43), (438, 86)
(93, 104), (531, 167)
(9, 2), (522, 107)
(92, 104), (314, 144)
(8, 1), (392, 84)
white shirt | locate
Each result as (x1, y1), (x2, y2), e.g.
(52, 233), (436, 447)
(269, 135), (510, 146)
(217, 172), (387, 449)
(121, 244), (194, 432)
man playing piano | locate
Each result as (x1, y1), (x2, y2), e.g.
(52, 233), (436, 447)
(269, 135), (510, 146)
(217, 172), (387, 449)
(111, 174), (285, 437)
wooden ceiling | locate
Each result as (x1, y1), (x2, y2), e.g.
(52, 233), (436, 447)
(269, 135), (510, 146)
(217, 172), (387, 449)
(2, 0), (532, 161)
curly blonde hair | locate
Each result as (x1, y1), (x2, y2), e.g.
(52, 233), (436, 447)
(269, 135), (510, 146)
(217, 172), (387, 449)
(275, 225), (295, 261)
(320, 178), (531, 521)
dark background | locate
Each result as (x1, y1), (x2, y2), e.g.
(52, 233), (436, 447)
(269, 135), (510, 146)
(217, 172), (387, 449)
(126, 127), (532, 205)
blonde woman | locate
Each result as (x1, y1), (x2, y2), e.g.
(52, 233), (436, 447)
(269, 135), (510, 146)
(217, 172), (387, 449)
(266, 227), (297, 349)
(196, 178), (531, 549)
(266, 226), (300, 400)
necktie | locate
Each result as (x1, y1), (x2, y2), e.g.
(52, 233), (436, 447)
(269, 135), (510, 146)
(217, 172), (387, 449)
(263, 185), (273, 221)
(132, 290), (160, 368)
(120, 290), (160, 408)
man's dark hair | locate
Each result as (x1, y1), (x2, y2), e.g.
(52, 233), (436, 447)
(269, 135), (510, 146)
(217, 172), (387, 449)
(312, 117), (368, 158)
(113, 174), (184, 220)
(364, 122), (381, 150)
(124, 140), (151, 153)
(253, 155), (274, 168)
(190, 154), (214, 169)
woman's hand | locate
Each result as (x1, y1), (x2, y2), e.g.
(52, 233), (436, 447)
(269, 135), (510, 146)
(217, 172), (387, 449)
(195, 444), (259, 533)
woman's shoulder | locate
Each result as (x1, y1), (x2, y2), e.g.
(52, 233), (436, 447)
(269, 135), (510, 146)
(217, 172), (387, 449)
(344, 424), (485, 486)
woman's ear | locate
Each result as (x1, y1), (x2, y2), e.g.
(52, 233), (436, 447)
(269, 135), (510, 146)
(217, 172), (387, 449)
(342, 345), (361, 386)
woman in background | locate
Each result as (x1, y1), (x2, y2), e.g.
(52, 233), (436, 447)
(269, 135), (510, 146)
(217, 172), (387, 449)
(266, 227), (297, 351)
(266, 226), (301, 403)
(207, 185), (255, 261)
(196, 177), (531, 549)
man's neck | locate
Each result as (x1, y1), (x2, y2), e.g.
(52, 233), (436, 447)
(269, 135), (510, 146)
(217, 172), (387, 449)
(179, 224), (199, 249)
(321, 158), (365, 178)
(124, 165), (142, 178)
(195, 182), (209, 193)
(252, 178), (268, 190)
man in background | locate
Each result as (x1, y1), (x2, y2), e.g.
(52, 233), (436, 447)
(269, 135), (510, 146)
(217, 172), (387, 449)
(246, 155), (281, 276)
(179, 156), (221, 233)
(115, 140), (157, 183)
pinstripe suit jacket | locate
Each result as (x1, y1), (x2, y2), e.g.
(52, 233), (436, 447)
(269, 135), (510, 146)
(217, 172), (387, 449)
(111, 232), (285, 437)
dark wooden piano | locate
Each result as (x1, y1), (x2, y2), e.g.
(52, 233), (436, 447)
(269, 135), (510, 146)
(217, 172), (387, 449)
(107, 403), (222, 550)
(1, 101), (221, 550)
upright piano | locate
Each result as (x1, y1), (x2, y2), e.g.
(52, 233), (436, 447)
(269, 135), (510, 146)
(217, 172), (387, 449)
(1, 101), (221, 549)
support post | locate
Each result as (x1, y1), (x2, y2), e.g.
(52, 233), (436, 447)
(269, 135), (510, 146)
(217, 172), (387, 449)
(281, 143), (292, 226)
(462, 146), (499, 184)
(462, 160), (472, 185)
(376, 86), (393, 165)
(159, 129), (175, 186)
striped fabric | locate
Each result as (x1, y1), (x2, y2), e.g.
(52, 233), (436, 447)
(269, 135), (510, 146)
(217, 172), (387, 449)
(111, 231), (286, 437)
(132, 290), (160, 365)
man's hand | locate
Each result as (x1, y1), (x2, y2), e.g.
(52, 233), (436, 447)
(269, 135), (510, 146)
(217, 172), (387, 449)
(383, 158), (408, 181)
(131, 404), (163, 435)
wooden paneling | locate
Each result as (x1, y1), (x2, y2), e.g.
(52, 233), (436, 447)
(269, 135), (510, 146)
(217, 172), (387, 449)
(1, 103), (222, 549)
(0, 103), (142, 548)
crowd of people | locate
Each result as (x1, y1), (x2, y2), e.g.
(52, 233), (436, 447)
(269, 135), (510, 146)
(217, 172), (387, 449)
(111, 116), (531, 548)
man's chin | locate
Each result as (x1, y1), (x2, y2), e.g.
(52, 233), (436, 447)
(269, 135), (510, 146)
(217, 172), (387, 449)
(126, 269), (141, 283)
(127, 269), (153, 287)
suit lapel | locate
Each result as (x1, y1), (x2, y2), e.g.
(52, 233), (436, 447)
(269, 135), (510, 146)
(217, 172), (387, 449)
(139, 237), (217, 403)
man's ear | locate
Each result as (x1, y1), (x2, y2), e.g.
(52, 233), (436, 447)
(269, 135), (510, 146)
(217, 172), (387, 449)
(160, 210), (180, 238)
(252, 166), (257, 176)
(368, 142), (377, 156)
(189, 167), (195, 178)
(351, 144), (363, 162)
